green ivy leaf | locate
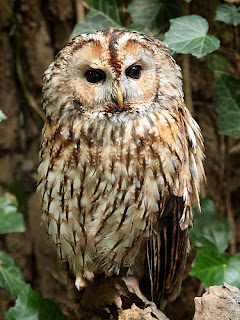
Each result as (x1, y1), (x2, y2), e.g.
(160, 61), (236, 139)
(0, 251), (26, 298)
(215, 74), (240, 138)
(215, 4), (240, 27)
(190, 199), (232, 253)
(0, 110), (7, 122)
(127, 23), (154, 36)
(71, 10), (122, 37)
(0, 193), (25, 235)
(71, 0), (124, 38)
(39, 299), (68, 320)
(9, 178), (27, 213)
(164, 15), (220, 58)
(207, 56), (240, 138)
(217, 112), (240, 138)
(191, 248), (240, 290)
(88, 0), (124, 25)
(5, 285), (67, 320)
(206, 54), (232, 74)
(5, 285), (39, 320)
(127, 0), (183, 35)
(197, 198), (215, 215)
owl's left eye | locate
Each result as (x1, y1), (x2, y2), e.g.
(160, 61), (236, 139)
(85, 69), (106, 83)
(126, 65), (142, 79)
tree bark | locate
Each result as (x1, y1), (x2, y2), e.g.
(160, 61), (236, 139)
(62, 276), (169, 320)
(193, 283), (240, 320)
(60, 279), (240, 320)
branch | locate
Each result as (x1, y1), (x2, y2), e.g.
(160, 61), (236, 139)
(62, 275), (169, 320)
(76, 0), (85, 22)
(193, 282), (240, 319)
(61, 274), (240, 320)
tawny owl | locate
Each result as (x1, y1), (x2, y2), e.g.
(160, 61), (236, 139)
(37, 29), (204, 305)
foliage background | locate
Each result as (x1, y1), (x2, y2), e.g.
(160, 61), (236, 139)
(0, 0), (240, 319)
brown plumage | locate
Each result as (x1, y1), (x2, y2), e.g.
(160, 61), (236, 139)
(37, 29), (204, 305)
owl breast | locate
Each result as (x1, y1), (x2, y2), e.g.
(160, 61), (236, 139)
(37, 106), (189, 283)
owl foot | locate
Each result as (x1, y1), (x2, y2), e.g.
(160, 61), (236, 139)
(83, 270), (95, 283)
(75, 270), (95, 290)
(75, 275), (87, 290)
(106, 270), (113, 277)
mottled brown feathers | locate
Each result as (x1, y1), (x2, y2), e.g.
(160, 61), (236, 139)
(37, 29), (204, 305)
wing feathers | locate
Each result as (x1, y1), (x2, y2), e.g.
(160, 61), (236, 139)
(147, 196), (189, 306)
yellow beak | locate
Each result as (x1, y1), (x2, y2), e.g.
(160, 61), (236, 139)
(116, 89), (123, 108)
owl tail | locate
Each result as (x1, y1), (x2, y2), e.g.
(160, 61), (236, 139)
(147, 196), (189, 306)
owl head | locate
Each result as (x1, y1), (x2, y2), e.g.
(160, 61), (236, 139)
(43, 29), (184, 123)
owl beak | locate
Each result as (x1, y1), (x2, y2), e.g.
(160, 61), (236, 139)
(116, 89), (123, 108)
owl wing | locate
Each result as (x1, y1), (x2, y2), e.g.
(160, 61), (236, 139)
(145, 103), (204, 306)
(147, 196), (189, 306)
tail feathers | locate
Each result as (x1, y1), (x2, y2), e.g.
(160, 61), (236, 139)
(147, 196), (189, 306)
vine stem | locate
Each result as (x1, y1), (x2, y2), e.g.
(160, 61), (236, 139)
(76, 0), (85, 22)
(182, 55), (193, 114)
(226, 24), (240, 255)
(234, 25), (240, 77)
(226, 137), (236, 254)
(182, 2), (193, 114)
(15, 50), (46, 121)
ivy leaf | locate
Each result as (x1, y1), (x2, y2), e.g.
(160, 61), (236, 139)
(164, 15), (220, 58)
(71, 0), (124, 38)
(207, 56), (240, 138)
(217, 112), (240, 138)
(215, 4), (240, 27)
(0, 193), (25, 235)
(225, 254), (240, 287)
(190, 199), (232, 253)
(5, 285), (68, 320)
(127, 23), (154, 36)
(215, 74), (240, 138)
(86, 0), (124, 25)
(0, 251), (26, 298)
(127, 0), (183, 35)
(9, 178), (28, 213)
(191, 248), (240, 290)
(5, 285), (39, 320)
(197, 198), (215, 215)
(0, 110), (7, 122)
(39, 299), (68, 320)
(206, 54), (232, 74)
(71, 12), (121, 38)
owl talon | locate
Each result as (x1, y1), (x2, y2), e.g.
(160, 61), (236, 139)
(75, 275), (87, 290)
(106, 269), (113, 277)
(83, 270), (95, 282)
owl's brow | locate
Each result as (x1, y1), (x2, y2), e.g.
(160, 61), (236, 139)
(70, 38), (95, 53)
(102, 29), (129, 79)
(108, 35), (122, 78)
(124, 38), (155, 54)
(108, 39), (121, 78)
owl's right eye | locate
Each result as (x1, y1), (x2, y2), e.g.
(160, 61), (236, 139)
(85, 69), (106, 83)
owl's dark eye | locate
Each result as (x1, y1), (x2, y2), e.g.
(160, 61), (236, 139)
(85, 69), (105, 83)
(126, 65), (142, 79)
